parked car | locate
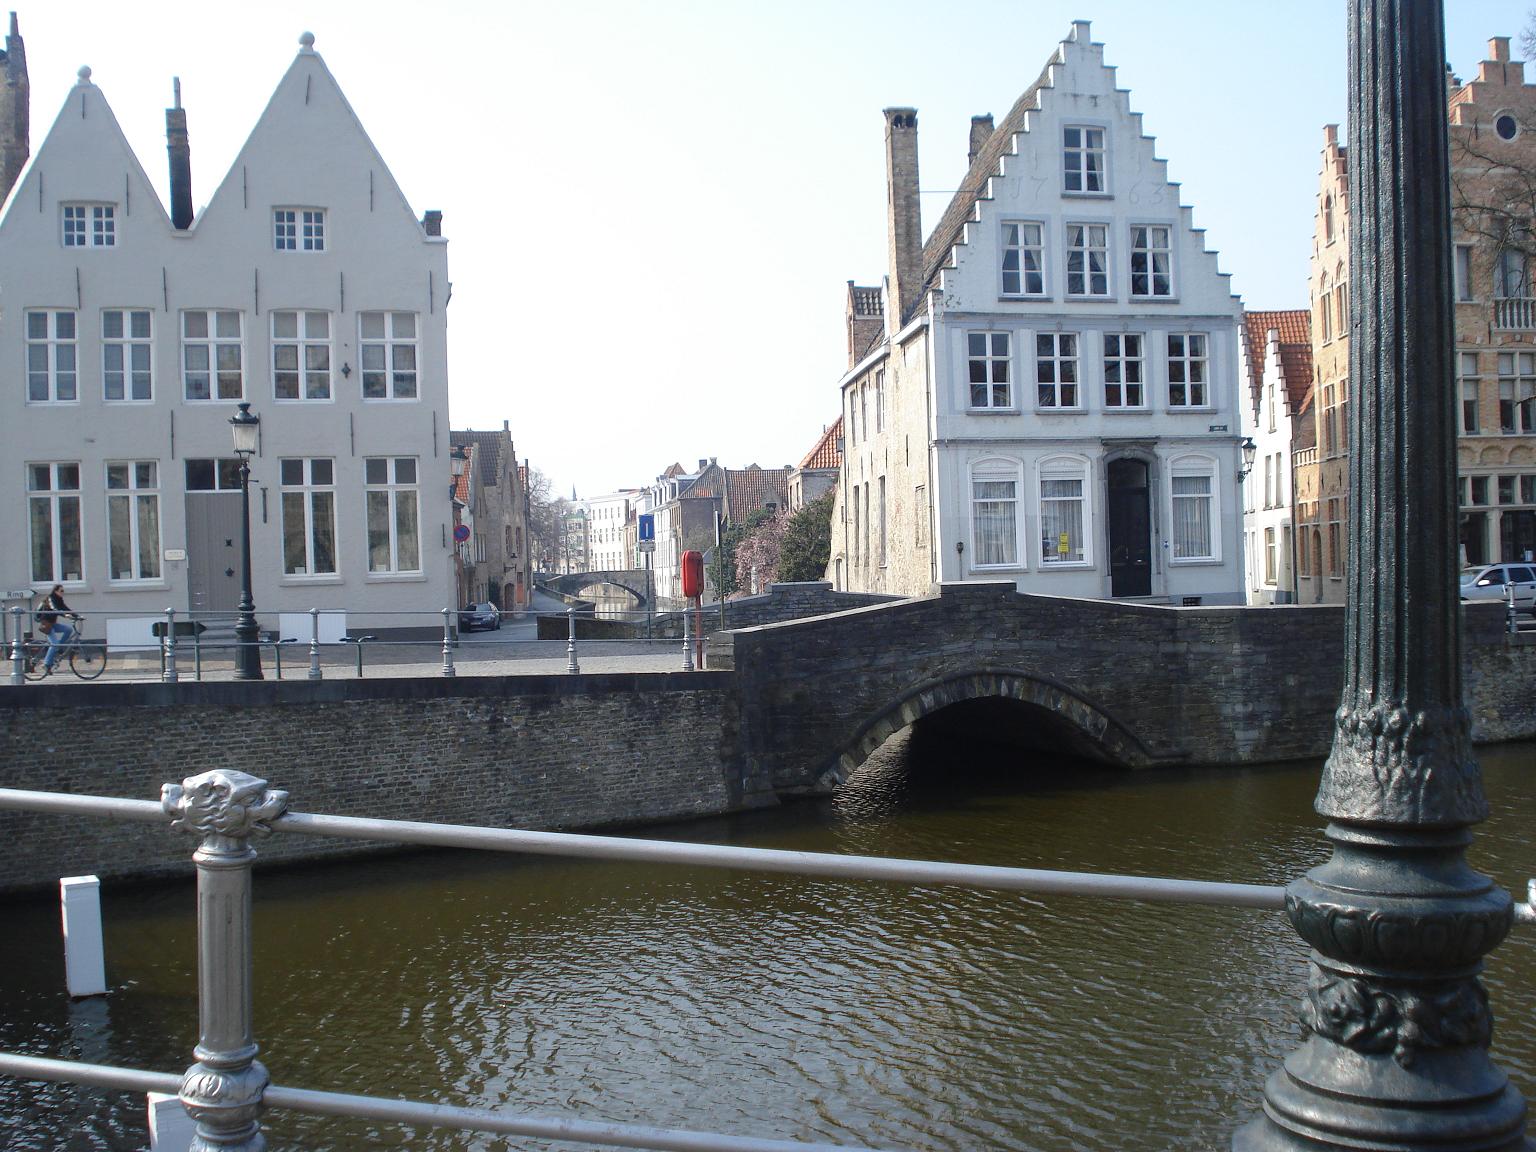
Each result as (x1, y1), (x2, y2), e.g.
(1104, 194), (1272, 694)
(458, 602), (501, 632)
(1459, 563), (1536, 613)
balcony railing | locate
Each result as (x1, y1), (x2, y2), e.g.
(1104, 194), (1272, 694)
(1494, 296), (1536, 330)
(1292, 446), (1318, 468)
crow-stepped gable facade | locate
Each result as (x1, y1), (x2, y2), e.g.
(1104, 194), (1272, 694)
(0, 32), (453, 637)
(830, 20), (1246, 604)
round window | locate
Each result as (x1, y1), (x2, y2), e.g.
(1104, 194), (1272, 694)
(1496, 113), (1519, 141)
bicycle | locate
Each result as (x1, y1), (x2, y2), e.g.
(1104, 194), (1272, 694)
(22, 615), (108, 681)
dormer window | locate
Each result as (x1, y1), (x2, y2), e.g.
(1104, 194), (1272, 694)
(1063, 126), (1106, 194)
(274, 208), (326, 252)
(62, 203), (115, 247)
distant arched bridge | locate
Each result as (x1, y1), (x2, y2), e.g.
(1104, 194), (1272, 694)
(541, 569), (652, 606)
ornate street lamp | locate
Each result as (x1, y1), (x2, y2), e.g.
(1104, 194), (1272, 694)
(1238, 436), (1257, 479)
(228, 403), (263, 681)
(1236, 2), (1526, 1148)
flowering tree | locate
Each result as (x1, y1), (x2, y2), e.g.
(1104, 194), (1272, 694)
(734, 508), (790, 595)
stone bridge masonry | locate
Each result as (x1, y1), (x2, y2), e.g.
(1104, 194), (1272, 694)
(0, 581), (1530, 893)
(540, 569), (653, 606)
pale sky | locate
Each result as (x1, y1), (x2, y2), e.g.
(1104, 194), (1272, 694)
(8, 1), (1530, 499)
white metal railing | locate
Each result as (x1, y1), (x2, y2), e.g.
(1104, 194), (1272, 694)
(2, 778), (1530, 1150)
(1494, 296), (1536, 330)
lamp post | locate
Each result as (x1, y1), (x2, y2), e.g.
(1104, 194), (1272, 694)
(1238, 436), (1257, 479)
(228, 403), (263, 681)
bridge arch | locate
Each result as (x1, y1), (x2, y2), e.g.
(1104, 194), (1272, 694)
(820, 669), (1158, 789)
(542, 570), (651, 606)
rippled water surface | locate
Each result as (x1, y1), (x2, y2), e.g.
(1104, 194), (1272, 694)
(3, 738), (1534, 1151)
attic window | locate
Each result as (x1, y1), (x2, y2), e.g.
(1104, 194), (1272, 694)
(62, 203), (115, 248)
(275, 208), (326, 252)
(1495, 113), (1519, 141)
(1063, 126), (1106, 194)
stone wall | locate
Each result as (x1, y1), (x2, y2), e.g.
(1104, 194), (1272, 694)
(0, 672), (743, 894)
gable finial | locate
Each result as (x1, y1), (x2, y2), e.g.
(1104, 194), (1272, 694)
(76, 65), (91, 86)
(299, 31), (316, 53)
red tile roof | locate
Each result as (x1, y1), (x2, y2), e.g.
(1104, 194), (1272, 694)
(1242, 309), (1313, 412)
(798, 417), (843, 471)
(725, 466), (790, 524)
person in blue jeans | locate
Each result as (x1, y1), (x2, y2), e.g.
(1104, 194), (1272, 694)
(37, 584), (75, 674)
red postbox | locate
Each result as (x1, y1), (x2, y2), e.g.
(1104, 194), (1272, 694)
(681, 550), (705, 599)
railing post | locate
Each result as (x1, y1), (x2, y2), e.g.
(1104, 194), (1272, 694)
(8, 606), (23, 686)
(162, 608), (179, 684)
(308, 609), (322, 681)
(441, 608), (456, 678)
(1506, 582), (1518, 636)
(681, 603), (694, 672)
(566, 608), (579, 675)
(163, 770), (288, 1152)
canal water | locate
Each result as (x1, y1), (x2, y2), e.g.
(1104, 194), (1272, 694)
(2, 737), (1534, 1151)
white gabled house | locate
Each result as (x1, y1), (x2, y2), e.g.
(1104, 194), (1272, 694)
(0, 33), (454, 643)
(831, 20), (1246, 605)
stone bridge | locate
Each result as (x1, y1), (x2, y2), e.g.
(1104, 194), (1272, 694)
(713, 581), (1534, 796)
(540, 569), (652, 605)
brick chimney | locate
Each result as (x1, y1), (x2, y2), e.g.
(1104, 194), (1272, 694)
(968, 115), (994, 166)
(166, 78), (193, 230)
(0, 12), (29, 206)
(846, 281), (884, 368)
(883, 107), (922, 332)
(422, 210), (443, 236)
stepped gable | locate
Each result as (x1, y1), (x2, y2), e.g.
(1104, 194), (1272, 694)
(1278, 343), (1314, 412)
(450, 429), (503, 486)
(1242, 309), (1311, 392)
(799, 418), (843, 471)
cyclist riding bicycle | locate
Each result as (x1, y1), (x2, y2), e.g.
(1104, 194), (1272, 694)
(37, 584), (77, 675)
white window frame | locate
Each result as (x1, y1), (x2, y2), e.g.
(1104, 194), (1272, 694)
(365, 456), (422, 575)
(106, 461), (162, 584)
(1129, 224), (1173, 298)
(280, 457), (339, 577)
(274, 207), (326, 252)
(1035, 332), (1081, 410)
(1001, 220), (1046, 297)
(182, 310), (245, 401)
(1037, 454), (1091, 567)
(28, 461), (84, 585)
(271, 310), (333, 402)
(1167, 333), (1210, 408)
(1498, 350), (1536, 435)
(1065, 223), (1110, 297)
(969, 458), (1024, 570)
(875, 369), (885, 433)
(102, 308), (153, 402)
(1460, 352), (1481, 435)
(1062, 125), (1107, 194)
(62, 203), (115, 248)
(966, 330), (1013, 410)
(1169, 453), (1221, 563)
(25, 309), (78, 404)
(1103, 333), (1145, 409)
(359, 311), (419, 400)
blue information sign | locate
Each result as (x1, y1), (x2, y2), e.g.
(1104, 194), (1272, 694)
(638, 514), (655, 542)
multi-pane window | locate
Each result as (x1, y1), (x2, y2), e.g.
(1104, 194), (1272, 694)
(971, 468), (1019, 568)
(875, 369), (886, 433)
(365, 456), (421, 573)
(967, 331), (1011, 409)
(860, 383), (869, 438)
(1103, 333), (1144, 407)
(1170, 457), (1216, 561)
(106, 461), (161, 583)
(103, 309), (152, 401)
(1001, 222), (1045, 295)
(1129, 225), (1172, 297)
(28, 462), (82, 584)
(1036, 333), (1079, 408)
(1334, 281), (1348, 337)
(274, 208), (325, 251)
(1498, 350), (1536, 434)
(182, 310), (244, 400)
(1062, 126), (1106, 193)
(280, 458), (338, 576)
(62, 204), (115, 247)
(877, 476), (887, 566)
(272, 311), (332, 401)
(1039, 457), (1087, 565)
(184, 458), (244, 491)
(1455, 245), (1474, 301)
(1167, 333), (1208, 407)
(1065, 223), (1109, 296)
(1264, 527), (1277, 584)
(1461, 352), (1481, 434)
(360, 312), (418, 400)
(1327, 498), (1344, 577)
(1319, 274), (1333, 342)
(1322, 383), (1337, 455)
(1496, 247), (1528, 298)
(26, 310), (78, 402)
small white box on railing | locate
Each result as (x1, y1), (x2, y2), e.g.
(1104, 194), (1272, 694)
(279, 611), (346, 643)
(59, 875), (106, 998)
(147, 1090), (196, 1150)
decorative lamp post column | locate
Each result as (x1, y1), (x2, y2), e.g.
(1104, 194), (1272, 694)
(229, 403), (263, 681)
(164, 769), (288, 1152)
(1236, 2), (1527, 1149)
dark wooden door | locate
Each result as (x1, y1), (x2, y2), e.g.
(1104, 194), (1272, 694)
(1108, 458), (1151, 597)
